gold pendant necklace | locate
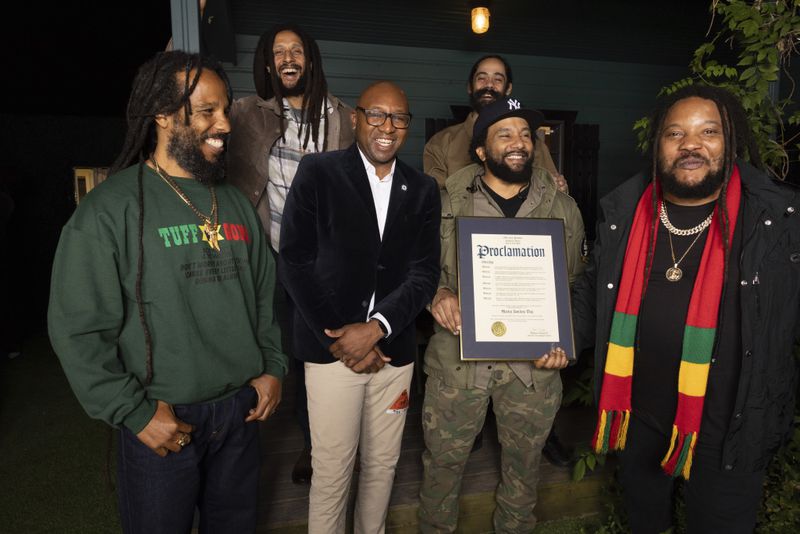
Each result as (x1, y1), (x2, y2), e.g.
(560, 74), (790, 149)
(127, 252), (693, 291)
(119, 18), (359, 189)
(151, 159), (222, 252)
(665, 223), (708, 282)
(661, 201), (712, 282)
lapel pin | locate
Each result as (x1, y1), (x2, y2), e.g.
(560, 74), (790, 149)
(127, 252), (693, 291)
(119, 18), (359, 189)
(401, 184), (407, 191)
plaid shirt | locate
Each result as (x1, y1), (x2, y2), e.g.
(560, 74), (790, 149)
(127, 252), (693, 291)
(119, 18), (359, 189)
(266, 98), (328, 249)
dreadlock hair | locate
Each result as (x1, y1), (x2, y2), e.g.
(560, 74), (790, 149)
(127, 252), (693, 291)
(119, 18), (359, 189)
(643, 84), (762, 291)
(110, 51), (232, 175)
(467, 54), (514, 90)
(253, 23), (329, 151)
(110, 50), (232, 385)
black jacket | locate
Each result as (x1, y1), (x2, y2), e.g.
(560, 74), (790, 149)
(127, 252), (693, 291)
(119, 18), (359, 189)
(278, 144), (441, 366)
(572, 161), (800, 472)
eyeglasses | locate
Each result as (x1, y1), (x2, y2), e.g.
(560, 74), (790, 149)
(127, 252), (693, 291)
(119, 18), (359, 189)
(356, 107), (412, 129)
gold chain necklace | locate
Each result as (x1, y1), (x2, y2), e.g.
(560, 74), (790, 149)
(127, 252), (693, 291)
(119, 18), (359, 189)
(665, 227), (708, 282)
(151, 159), (221, 252)
(659, 200), (713, 236)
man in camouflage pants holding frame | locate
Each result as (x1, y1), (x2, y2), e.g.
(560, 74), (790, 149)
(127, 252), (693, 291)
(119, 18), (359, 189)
(418, 97), (585, 532)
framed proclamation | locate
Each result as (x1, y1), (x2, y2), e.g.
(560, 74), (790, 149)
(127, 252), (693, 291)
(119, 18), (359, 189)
(456, 216), (575, 361)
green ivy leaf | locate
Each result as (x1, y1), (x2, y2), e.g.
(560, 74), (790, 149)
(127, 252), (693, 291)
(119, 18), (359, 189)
(572, 458), (586, 482)
(738, 55), (755, 66)
(586, 454), (597, 470)
(767, 47), (778, 64)
(741, 19), (759, 36)
(740, 66), (757, 81)
(694, 42), (715, 58)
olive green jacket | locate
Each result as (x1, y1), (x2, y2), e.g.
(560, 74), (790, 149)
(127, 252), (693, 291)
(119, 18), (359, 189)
(423, 111), (559, 188)
(422, 163), (585, 390)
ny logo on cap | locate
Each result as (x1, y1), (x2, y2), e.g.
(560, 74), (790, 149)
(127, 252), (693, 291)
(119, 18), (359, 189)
(507, 98), (521, 110)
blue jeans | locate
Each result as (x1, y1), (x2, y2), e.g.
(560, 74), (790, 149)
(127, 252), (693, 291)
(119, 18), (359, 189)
(117, 386), (260, 534)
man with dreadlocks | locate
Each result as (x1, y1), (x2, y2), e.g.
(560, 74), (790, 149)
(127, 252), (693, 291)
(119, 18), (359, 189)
(571, 85), (800, 533)
(48, 50), (288, 533)
(424, 54), (568, 193)
(227, 23), (354, 484)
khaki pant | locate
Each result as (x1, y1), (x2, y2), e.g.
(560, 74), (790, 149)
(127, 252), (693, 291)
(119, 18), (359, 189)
(305, 360), (414, 534)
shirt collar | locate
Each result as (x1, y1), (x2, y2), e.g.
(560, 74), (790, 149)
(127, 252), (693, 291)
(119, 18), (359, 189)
(472, 166), (545, 205)
(280, 97), (332, 119)
(357, 146), (396, 183)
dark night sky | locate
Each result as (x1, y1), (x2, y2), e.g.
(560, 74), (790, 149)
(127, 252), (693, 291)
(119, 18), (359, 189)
(4, 2), (172, 117)
(0, 4), (174, 332)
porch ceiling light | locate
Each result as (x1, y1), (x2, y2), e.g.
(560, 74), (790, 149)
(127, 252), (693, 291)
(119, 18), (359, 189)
(471, 6), (490, 34)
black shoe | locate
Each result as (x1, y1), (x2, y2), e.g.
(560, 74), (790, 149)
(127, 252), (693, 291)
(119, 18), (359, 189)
(542, 432), (573, 468)
(291, 446), (312, 485)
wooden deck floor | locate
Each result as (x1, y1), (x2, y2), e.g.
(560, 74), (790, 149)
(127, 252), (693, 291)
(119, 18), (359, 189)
(253, 364), (613, 533)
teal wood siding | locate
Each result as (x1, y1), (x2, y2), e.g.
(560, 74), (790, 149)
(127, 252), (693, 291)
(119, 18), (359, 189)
(227, 35), (687, 196)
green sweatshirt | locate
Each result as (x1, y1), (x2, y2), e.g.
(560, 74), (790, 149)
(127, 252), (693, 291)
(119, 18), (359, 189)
(48, 164), (288, 434)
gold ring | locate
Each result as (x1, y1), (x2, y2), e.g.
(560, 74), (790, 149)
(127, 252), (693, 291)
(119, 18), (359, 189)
(176, 434), (189, 447)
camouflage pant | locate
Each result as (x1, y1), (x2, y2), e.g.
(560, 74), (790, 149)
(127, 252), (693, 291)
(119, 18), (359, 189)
(418, 367), (561, 533)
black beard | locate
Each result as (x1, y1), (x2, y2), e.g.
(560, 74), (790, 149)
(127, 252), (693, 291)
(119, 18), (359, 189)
(485, 151), (533, 184)
(167, 125), (227, 186)
(469, 87), (502, 111)
(277, 63), (307, 97)
(659, 152), (725, 200)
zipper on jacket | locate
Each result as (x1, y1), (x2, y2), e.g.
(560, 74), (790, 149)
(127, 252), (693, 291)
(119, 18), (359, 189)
(752, 270), (761, 322)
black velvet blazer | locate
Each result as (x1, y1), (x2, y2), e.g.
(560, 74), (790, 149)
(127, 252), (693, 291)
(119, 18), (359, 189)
(278, 144), (441, 366)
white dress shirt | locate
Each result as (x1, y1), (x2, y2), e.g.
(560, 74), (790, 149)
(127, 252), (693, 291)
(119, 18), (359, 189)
(357, 147), (395, 337)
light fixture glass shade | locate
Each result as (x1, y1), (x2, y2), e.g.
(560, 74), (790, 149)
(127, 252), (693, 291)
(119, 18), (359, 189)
(471, 7), (490, 34)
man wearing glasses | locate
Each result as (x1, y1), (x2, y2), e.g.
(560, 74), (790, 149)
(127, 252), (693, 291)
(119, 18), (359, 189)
(279, 81), (440, 534)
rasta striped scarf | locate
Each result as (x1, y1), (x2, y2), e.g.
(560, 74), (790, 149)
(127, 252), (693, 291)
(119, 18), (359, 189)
(591, 167), (741, 479)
